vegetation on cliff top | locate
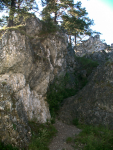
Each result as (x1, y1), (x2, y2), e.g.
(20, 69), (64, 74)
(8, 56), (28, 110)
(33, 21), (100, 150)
(0, 0), (95, 45)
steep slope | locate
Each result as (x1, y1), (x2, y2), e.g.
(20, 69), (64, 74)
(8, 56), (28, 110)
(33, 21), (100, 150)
(59, 57), (113, 129)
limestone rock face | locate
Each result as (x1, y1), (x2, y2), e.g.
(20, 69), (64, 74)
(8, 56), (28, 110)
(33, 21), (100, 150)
(59, 62), (113, 129)
(0, 17), (72, 147)
(0, 80), (31, 148)
(75, 35), (107, 57)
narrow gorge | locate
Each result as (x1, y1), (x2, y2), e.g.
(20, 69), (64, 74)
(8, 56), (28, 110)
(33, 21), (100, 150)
(0, 16), (113, 149)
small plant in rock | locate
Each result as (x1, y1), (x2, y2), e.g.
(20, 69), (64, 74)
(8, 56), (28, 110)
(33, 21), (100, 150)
(13, 123), (17, 130)
(72, 118), (79, 126)
(2, 81), (7, 86)
(66, 137), (73, 143)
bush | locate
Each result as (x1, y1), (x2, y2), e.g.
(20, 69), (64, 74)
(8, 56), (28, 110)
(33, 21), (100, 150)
(40, 18), (58, 36)
(75, 55), (99, 76)
(73, 123), (113, 150)
(28, 122), (57, 150)
(46, 73), (77, 118)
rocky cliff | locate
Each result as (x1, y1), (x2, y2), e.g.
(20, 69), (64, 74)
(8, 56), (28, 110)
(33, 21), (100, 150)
(0, 17), (75, 148)
(75, 35), (107, 57)
(1, 15), (113, 148)
(59, 51), (113, 129)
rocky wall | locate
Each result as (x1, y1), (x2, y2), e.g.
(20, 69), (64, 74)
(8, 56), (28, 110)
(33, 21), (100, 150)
(0, 17), (75, 147)
(59, 61), (113, 129)
(75, 35), (107, 56)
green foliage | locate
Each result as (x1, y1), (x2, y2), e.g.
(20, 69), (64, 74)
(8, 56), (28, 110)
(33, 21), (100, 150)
(42, 0), (75, 23)
(40, 18), (58, 35)
(75, 55), (99, 76)
(2, 81), (7, 86)
(61, 1), (94, 44)
(13, 123), (17, 130)
(0, 142), (18, 150)
(0, 0), (38, 27)
(72, 121), (113, 150)
(46, 56), (98, 119)
(28, 121), (57, 150)
(72, 118), (79, 126)
(66, 137), (73, 143)
(46, 73), (77, 118)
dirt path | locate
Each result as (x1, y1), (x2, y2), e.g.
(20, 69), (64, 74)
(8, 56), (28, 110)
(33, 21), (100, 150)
(49, 119), (82, 150)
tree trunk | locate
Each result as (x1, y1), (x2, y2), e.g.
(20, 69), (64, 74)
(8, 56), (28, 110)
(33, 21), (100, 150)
(54, 12), (57, 23)
(69, 35), (71, 44)
(75, 34), (77, 46)
(54, 0), (57, 23)
(18, 0), (21, 9)
(8, 0), (16, 27)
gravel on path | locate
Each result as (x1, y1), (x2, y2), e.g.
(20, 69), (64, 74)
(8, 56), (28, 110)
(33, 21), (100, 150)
(49, 119), (82, 150)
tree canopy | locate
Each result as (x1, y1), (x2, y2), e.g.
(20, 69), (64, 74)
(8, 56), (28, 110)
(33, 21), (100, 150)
(0, 0), (95, 45)
(62, 1), (94, 45)
(41, 0), (94, 45)
(0, 0), (38, 27)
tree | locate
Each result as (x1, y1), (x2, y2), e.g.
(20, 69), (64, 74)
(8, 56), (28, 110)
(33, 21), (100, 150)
(41, 0), (75, 23)
(0, 0), (38, 27)
(41, 0), (94, 45)
(62, 1), (94, 45)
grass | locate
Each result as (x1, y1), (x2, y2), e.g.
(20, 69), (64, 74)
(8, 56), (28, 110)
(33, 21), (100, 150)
(71, 119), (113, 150)
(0, 142), (18, 150)
(0, 122), (57, 150)
(66, 137), (73, 143)
(28, 121), (57, 150)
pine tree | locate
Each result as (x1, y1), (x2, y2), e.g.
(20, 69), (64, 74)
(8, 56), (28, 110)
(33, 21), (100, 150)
(41, 0), (75, 23)
(0, 0), (38, 27)
(62, 1), (93, 45)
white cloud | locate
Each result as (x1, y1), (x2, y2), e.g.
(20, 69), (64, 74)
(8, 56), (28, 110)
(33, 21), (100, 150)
(77, 0), (113, 45)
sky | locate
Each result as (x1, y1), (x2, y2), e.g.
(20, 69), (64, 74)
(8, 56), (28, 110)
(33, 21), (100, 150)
(77, 0), (113, 45)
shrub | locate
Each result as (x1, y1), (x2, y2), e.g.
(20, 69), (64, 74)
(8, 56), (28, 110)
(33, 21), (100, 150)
(75, 55), (99, 76)
(46, 73), (77, 118)
(28, 121), (57, 150)
(74, 123), (113, 150)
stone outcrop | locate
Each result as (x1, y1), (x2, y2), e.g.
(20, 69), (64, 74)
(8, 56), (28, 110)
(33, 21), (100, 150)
(0, 17), (75, 147)
(59, 60), (113, 129)
(75, 35), (107, 56)
(0, 79), (31, 149)
(111, 43), (113, 50)
(85, 50), (108, 64)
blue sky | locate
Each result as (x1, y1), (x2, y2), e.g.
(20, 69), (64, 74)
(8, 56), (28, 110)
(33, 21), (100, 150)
(78, 0), (113, 45)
